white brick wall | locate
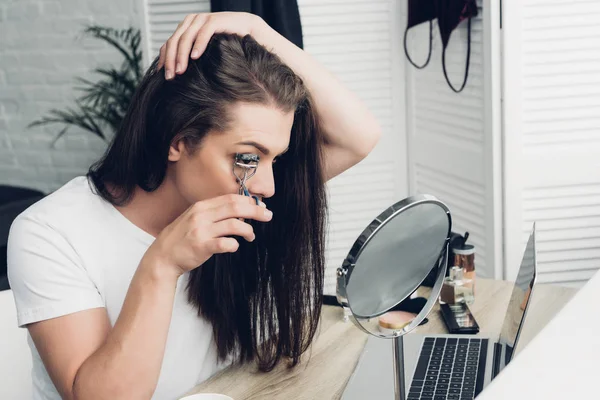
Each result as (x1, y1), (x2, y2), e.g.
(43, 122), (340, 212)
(0, 0), (143, 193)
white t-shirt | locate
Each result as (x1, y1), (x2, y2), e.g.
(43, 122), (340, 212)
(7, 176), (231, 400)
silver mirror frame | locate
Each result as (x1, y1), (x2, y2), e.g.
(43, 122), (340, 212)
(336, 194), (452, 338)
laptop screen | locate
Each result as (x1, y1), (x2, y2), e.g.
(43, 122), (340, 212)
(496, 229), (537, 372)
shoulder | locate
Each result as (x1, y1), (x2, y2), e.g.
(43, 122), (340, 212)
(12, 176), (104, 235)
(7, 177), (110, 327)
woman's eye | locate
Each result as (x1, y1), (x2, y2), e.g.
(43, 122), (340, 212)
(234, 153), (260, 166)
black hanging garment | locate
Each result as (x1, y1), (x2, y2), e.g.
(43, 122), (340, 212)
(437, 0), (478, 93)
(403, 0), (437, 69)
(210, 0), (304, 49)
(404, 0), (479, 93)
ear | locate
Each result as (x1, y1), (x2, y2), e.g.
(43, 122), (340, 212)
(168, 137), (187, 162)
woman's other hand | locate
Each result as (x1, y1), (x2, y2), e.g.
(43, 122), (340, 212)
(157, 12), (266, 80)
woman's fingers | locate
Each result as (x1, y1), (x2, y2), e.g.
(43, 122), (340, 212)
(175, 13), (210, 74)
(207, 199), (272, 224)
(157, 44), (166, 71)
(211, 219), (255, 242)
(159, 12), (262, 78)
(189, 18), (219, 62)
(189, 194), (262, 214)
(207, 237), (240, 254)
(162, 14), (196, 79)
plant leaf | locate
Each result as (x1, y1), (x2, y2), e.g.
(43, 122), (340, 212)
(28, 24), (144, 146)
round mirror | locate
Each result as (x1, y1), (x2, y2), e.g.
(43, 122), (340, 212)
(336, 194), (451, 338)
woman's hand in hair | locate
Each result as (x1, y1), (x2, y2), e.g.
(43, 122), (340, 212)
(143, 194), (272, 277)
(158, 12), (266, 80)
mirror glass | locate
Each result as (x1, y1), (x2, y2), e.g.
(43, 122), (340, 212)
(338, 196), (451, 337)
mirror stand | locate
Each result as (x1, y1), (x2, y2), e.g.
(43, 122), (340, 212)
(392, 336), (406, 400)
(337, 195), (452, 400)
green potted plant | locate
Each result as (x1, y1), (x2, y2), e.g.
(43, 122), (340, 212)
(28, 25), (144, 145)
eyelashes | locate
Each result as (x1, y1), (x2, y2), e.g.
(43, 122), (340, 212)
(234, 153), (260, 166)
(236, 153), (280, 164)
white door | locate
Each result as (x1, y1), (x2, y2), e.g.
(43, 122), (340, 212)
(503, 0), (600, 287)
(139, 0), (409, 295)
(404, 0), (503, 279)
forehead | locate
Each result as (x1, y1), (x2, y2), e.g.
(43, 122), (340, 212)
(223, 102), (294, 148)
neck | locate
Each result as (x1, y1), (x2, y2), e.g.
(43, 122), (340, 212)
(114, 177), (190, 238)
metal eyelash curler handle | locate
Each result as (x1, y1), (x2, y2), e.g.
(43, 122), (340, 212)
(240, 185), (260, 205)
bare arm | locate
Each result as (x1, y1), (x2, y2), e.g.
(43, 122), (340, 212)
(28, 258), (179, 400)
(251, 20), (382, 181)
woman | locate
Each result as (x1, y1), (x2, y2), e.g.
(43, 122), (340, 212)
(8, 12), (381, 400)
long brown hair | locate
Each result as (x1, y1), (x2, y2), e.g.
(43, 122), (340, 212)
(88, 33), (327, 371)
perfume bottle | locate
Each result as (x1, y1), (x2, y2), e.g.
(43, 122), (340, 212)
(454, 244), (476, 297)
(439, 266), (474, 305)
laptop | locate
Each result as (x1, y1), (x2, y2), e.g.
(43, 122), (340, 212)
(342, 227), (540, 400)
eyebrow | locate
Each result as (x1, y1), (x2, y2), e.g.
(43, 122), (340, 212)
(237, 141), (289, 156)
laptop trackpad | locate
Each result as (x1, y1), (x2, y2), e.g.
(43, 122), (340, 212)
(342, 336), (395, 400)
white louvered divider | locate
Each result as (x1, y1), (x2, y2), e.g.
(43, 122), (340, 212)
(504, 0), (600, 288)
(404, 0), (502, 279)
(140, 0), (408, 295)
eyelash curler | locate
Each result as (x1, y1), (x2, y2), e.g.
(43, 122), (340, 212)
(233, 153), (260, 205)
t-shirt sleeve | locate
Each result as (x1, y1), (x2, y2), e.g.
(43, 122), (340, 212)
(7, 214), (105, 328)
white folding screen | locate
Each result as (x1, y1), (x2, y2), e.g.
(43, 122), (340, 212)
(300, 0), (408, 295)
(504, 0), (600, 288)
(403, 0), (502, 279)
(140, 0), (408, 295)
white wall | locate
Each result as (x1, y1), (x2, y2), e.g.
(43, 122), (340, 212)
(0, 0), (141, 193)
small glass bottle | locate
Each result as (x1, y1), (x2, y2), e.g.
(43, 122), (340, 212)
(454, 244), (476, 297)
(439, 266), (474, 305)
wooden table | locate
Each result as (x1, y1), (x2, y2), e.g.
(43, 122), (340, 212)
(184, 279), (576, 399)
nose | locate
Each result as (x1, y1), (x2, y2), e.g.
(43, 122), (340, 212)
(247, 163), (275, 199)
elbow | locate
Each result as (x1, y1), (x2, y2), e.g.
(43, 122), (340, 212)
(74, 386), (155, 400)
(73, 371), (156, 400)
(369, 123), (383, 152)
(356, 123), (382, 160)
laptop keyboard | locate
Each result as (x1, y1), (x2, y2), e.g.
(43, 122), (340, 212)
(408, 337), (488, 400)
